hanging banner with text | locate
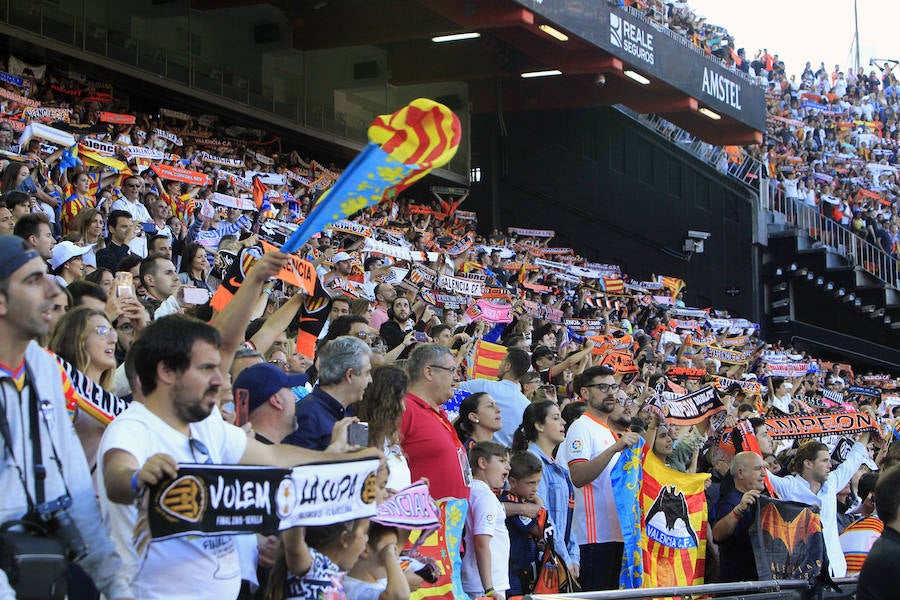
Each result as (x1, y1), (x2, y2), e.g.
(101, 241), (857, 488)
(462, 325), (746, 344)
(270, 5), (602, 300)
(764, 412), (879, 440)
(148, 458), (380, 541)
(660, 386), (724, 425)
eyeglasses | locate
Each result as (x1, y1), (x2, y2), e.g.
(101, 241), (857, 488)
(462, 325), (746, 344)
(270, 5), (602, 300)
(355, 331), (374, 340)
(124, 183), (142, 188)
(92, 325), (117, 339)
(427, 364), (456, 373)
(189, 437), (213, 464)
(583, 382), (620, 393)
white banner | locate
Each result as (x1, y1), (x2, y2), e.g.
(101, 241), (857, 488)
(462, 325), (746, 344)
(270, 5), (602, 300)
(438, 274), (483, 297)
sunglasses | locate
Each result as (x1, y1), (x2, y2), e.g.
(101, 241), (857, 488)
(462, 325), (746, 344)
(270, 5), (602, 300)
(92, 325), (117, 339)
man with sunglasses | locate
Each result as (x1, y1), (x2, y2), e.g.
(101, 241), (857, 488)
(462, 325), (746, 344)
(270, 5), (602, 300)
(110, 176), (152, 224)
(558, 365), (641, 591)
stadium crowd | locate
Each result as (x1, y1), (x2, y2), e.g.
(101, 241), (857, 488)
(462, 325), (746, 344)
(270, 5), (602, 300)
(1, 40), (900, 600)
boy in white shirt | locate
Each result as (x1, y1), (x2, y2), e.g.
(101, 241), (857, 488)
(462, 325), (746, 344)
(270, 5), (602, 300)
(462, 441), (511, 599)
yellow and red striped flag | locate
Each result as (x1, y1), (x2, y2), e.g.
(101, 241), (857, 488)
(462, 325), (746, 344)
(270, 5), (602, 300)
(470, 340), (506, 380)
(602, 276), (624, 294)
(660, 276), (685, 299)
(640, 450), (710, 588)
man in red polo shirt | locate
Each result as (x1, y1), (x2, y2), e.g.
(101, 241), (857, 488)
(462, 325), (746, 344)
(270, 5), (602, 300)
(399, 343), (470, 500)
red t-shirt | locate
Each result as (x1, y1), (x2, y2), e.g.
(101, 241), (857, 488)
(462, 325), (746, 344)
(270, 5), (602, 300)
(399, 392), (470, 500)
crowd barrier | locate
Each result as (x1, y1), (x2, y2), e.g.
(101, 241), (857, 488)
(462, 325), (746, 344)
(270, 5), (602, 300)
(525, 575), (859, 599)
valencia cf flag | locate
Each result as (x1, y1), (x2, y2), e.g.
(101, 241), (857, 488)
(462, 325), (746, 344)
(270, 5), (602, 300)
(750, 497), (825, 581)
(640, 450), (710, 588)
(293, 276), (333, 359)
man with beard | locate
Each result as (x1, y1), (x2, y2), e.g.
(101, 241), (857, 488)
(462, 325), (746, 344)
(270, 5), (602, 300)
(96, 315), (379, 599)
(559, 365), (641, 591)
(323, 251), (354, 288)
(379, 296), (431, 353)
(0, 236), (134, 599)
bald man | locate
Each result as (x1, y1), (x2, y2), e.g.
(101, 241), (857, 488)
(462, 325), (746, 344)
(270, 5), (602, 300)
(713, 452), (767, 582)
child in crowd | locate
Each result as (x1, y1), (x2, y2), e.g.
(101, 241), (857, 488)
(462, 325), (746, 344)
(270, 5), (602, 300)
(344, 522), (411, 600)
(266, 519), (370, 600)
(462, 441), (511, 599)
(501, 451), (547, 596)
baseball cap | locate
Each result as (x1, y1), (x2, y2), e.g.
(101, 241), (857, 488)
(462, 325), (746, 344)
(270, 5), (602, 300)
(233, 362), (308, 412)
(332, 251), (352, 263)
(0, 235), (40, 281)
(50, 241), (91, 271)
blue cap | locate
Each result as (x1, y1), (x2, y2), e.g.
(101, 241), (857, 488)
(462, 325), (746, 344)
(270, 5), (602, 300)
(233, 362), (308, 412)
(0, 235), (40, 282)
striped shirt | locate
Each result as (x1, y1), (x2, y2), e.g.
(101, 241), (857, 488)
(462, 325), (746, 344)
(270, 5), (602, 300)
(840, 516), (883, 574)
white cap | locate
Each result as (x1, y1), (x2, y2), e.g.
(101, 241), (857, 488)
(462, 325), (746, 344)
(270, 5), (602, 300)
(332, 251), (353, 263)
(50, 241), (91, 271)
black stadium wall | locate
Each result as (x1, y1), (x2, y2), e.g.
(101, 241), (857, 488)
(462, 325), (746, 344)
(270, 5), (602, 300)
(468, 106), (762, 322)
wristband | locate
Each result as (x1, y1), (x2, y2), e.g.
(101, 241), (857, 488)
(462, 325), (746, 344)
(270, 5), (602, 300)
(130, 470), (142, 496)
(484, 588), (495, 597)
(732, 507), (745, 519)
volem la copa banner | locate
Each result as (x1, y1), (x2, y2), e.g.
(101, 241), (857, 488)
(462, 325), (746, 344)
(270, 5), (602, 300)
(148, 458), (380, 541)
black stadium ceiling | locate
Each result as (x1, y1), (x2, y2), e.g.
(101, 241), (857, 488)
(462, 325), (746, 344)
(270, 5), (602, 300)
(191, 0), (763, 145)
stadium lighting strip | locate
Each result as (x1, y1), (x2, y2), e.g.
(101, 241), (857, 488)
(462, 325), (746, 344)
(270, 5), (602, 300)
(432, 32), (481, 43)
(538, 24), (569, 42)
(521, 69), (563, 78)
(699, 107), (722, 120)
(624, 70), (651, 85)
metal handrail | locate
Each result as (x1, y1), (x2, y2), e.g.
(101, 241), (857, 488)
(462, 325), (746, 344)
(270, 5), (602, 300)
(765, 182), (899, 290)
(525, 576), (856, 599)
(620, 4), (763, 88)
(615, 106), (763, 189)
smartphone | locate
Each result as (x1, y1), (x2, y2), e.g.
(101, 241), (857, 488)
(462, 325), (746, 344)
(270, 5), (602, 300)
(114, 272), (133, 298)
(413, 331), (427, 343)
(182, 287), (209, 305)
(235, 389), (249, 426)
(347, 421), (369, 447)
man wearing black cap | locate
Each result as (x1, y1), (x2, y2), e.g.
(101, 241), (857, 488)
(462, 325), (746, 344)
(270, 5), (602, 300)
(0, 235), (134, 598)
(233, 362), (306, 445)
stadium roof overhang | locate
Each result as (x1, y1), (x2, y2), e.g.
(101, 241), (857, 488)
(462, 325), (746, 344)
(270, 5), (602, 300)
(197, 0), (764, 146)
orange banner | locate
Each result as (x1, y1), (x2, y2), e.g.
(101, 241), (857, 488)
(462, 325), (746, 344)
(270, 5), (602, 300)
(151, 163), (210, 186)
(98, 111), (135, 125)
(260, 241), (316, 295)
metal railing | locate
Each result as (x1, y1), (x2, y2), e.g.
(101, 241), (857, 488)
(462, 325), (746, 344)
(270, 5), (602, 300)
(765, 182), (899, 290)
(620, 4), (763, 88)
(526, 575), (859, 599)
(615, 106), (763, 189)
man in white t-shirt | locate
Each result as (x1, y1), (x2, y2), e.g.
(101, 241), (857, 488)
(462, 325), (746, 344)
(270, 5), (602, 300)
(111, 175), (153, 224)
(97, 314), (378, 600)
(558, 365), (640, 591)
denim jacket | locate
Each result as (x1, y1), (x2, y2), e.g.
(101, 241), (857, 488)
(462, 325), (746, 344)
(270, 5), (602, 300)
(528, 442), (579, 567)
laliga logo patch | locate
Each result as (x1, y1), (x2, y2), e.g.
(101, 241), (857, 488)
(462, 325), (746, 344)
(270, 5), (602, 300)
(158, 475), (206, 523)
(276, 476), (296, 519)
(361, 471), (378, 504)
(570, 439), (583, 452)
(610, 14), (622, 48)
